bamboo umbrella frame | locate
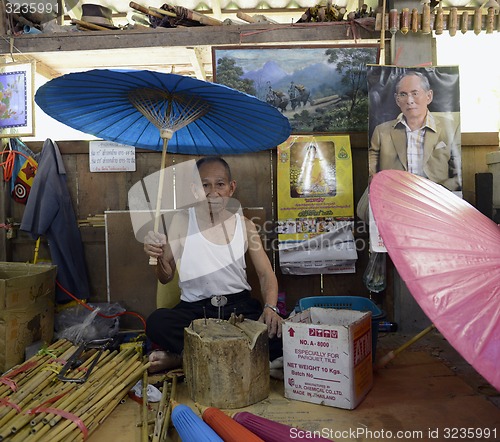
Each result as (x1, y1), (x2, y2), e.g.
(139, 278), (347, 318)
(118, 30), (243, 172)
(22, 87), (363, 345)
(20, 363), (145, 441)
(141, 369), (148, 442)
(0, 342), (86, 439)
(152, 378), (169, 442)
(29, 356), (144, 441)
(49, 361), (147, 442)
(0, 339), (149, 442)
(37, 361), (147, 442)
(127, 87), (211, 266)
(160, 369), (182, 441)
(0, 353), (75, 440)
(0, 340), (72, 400)
(0, 341), (75, 430)
(36, 348), (137, 428)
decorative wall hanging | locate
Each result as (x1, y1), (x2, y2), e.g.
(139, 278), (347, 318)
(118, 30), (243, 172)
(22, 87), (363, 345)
(276, 134), (357, 274)
(0, 61), (35, 138)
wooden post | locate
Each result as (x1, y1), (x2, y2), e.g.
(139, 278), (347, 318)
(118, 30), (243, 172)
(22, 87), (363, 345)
(0, 0), (8, 36)
(183, 318), (270, 409)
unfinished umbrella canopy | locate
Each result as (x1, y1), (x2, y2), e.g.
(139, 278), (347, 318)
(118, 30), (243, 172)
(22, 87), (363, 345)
(369, 170), (500, 391)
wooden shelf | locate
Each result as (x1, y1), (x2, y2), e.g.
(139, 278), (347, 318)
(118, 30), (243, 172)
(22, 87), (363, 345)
(0, 19), (382, 79)
(0, 20), (381, 54)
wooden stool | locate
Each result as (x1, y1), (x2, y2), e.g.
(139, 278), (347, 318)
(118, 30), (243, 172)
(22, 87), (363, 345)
(183, 318), (270, 408)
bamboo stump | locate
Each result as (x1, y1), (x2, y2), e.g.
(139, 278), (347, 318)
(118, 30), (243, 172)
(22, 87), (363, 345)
(183, 318), (270, 408)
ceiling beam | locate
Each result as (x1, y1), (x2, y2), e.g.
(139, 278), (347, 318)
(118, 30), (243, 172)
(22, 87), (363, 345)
(0, 23), (381, 54)
(31, 57), (62, 79)
(7, 54), (62, 79)
(212, 0), (223, 19)
(187, 47), (207, 80)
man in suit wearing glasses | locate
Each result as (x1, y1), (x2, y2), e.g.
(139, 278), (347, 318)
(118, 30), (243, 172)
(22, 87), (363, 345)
(368, 70), (461, 192)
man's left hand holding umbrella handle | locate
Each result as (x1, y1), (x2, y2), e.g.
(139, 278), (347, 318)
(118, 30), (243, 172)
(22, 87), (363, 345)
(144, 231), (176, 284)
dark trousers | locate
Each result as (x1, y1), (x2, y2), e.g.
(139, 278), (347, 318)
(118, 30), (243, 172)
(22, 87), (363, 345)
(146, 290), (283, 361)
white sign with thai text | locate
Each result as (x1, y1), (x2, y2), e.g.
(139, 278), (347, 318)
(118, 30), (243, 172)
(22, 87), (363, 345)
(89, 141), (136, 172)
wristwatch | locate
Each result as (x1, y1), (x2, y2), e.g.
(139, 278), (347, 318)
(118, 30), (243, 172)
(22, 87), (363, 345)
(264, 303), (279, 314)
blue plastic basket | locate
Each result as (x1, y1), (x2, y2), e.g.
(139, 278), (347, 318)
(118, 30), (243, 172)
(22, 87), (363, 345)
(298, 296), (386, 361)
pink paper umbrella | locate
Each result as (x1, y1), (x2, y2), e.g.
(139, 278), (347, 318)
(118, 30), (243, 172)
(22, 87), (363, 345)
(171, 402), (223, 442)
(233, 411), (333, 441)
(369, 170), (500, 391)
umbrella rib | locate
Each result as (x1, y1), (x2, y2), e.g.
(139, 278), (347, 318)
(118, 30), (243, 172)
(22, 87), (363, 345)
(128, 88), (210, 135)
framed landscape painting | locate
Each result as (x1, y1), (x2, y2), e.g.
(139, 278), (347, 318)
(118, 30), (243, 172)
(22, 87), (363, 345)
(212, 45), (379, 133)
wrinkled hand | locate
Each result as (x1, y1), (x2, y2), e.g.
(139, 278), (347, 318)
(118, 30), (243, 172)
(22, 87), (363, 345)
(259, 308), (283, 339)
(144, 231), (166, 259)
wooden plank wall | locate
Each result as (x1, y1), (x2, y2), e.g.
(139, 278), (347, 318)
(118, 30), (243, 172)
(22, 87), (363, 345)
(6, 132), (498, 322)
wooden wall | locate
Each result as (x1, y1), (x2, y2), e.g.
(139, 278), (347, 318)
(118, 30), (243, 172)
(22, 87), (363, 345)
(4, 131), (498, 325)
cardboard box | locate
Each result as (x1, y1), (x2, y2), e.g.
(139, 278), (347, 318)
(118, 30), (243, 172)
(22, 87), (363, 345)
(283, 307), (373, 410)
(0, 262), (56, 373)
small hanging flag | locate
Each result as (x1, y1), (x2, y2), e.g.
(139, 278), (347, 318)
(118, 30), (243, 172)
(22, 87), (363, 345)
(8, 138), (39, 204)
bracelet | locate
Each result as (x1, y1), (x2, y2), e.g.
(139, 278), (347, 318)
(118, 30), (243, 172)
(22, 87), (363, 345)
(264, 303), (279, 314)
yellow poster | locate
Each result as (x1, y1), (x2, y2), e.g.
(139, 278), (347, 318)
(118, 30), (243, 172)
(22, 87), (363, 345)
(277, 135), (354, 242)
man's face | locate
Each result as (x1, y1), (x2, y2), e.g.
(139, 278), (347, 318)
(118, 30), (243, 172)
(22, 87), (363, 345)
(195, 161), (236, 214)
(395, 75), (433, 121)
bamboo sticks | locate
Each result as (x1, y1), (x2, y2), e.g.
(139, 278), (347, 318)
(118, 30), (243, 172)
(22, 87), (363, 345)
(129, 1), (164, 20)
(141, 370), (148, 442)
(0, 339), (148, 442)
(152, 379), (169, 442)
(70, 19), (111, 31)
(160, 370), (182, 442)
(78, 214), (105, 228)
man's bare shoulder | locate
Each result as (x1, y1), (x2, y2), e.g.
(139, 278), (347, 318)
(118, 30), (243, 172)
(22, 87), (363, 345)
(169, 209), (190, 237)
(172, 209), (189, 222)
(242, 215), (257, 231)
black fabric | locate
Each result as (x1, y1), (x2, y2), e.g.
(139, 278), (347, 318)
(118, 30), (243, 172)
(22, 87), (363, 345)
(20, 139), (90, 303)
(146, 290), (283, 361)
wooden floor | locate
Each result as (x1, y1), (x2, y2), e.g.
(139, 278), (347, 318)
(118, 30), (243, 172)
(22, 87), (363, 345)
(89, 331), (500, 442)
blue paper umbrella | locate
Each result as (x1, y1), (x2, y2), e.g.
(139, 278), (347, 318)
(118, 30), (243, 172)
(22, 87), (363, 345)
(171, 403), (223, 442)
(35, 69), (291, 248)
(34, 69), (291, 156)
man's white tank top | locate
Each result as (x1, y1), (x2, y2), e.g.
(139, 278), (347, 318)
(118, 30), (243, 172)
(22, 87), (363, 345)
(178, 207), (251, 302)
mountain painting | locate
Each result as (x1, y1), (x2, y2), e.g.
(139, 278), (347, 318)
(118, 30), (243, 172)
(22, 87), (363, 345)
(212, 45), (379, 133)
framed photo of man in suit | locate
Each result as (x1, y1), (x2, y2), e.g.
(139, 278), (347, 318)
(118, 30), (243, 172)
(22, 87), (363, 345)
(367, 65), (462, 194)
(362, 65), (461, 252)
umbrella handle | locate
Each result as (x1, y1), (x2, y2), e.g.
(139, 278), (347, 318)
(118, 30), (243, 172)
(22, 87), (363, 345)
(375, 324), (436, 370)
(149, 136), (170, 266)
